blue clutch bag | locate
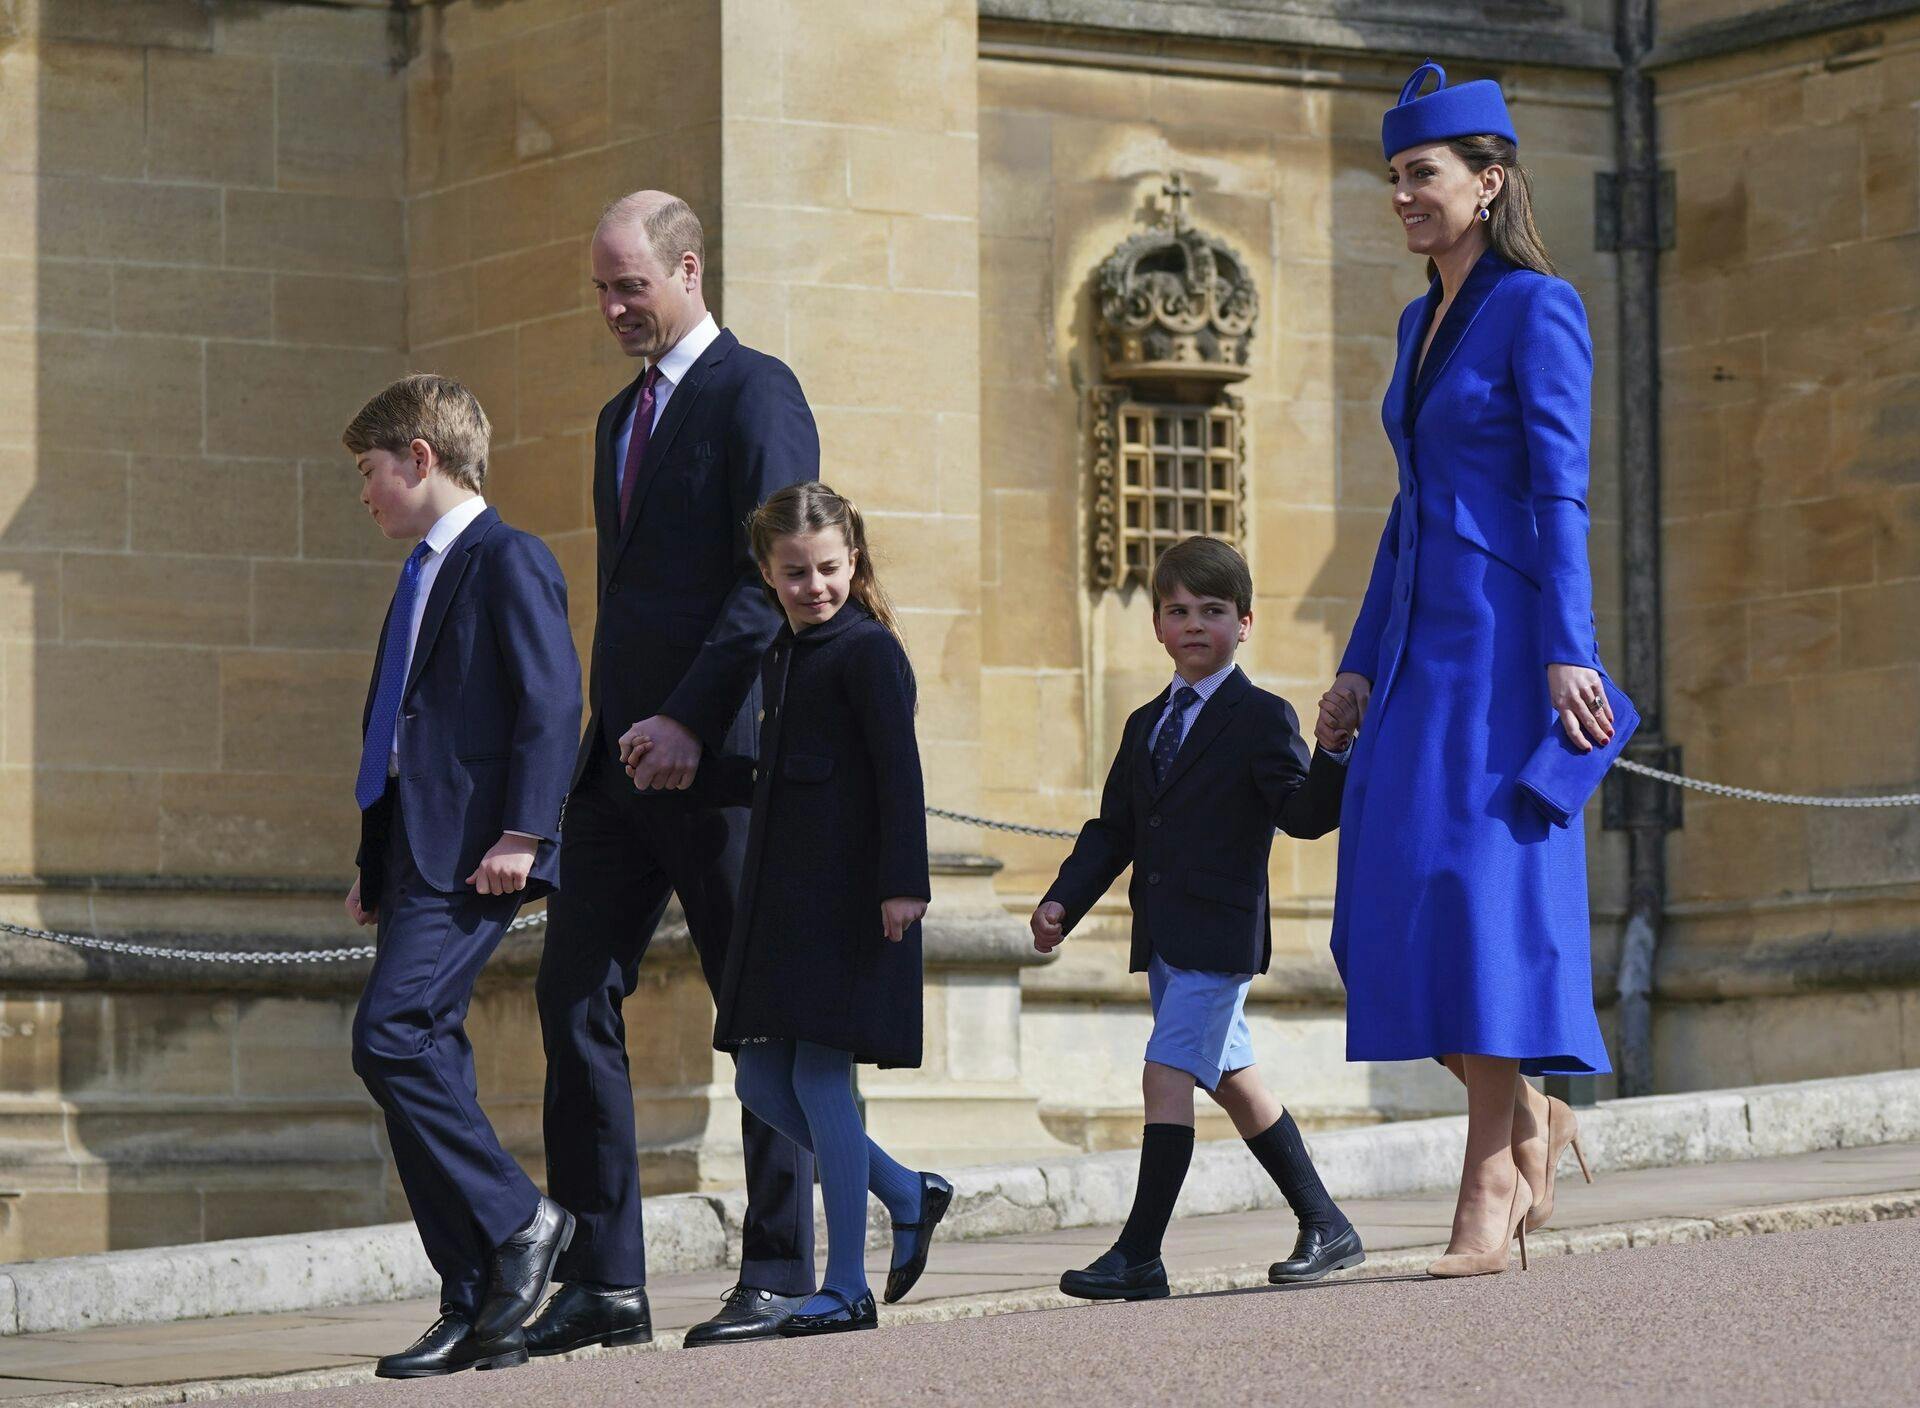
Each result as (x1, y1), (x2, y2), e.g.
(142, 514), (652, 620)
(1515, 677), (1640, 827)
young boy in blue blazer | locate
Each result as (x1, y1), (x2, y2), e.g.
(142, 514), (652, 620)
(342, 375), (583, 1377)
(1031, 535), (1362, 1299)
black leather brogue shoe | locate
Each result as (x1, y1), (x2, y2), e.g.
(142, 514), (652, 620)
(374, 1314), (528, 1378)
(1059, 1246), (1170, 1302)
(777, 1290), (878, 1337)
(473, 1196), (576, 1341)
(1268, 1221), (1366, 1284)
(884, 1171), (954, 1304)
(524, 1283), (652, 1357)
(682, 1284), (810, 1347)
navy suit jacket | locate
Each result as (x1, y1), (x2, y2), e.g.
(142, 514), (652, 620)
(577, 328), (819, 792)
(357, 508), (581, 901)
(1042, 668), (1346, 976)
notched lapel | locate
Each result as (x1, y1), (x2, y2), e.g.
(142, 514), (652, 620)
(1410, 254), (1511, 425)
(1153, 670), (1247, 798)
(403, 512), (496, 699)
(613, 331), (738, 561)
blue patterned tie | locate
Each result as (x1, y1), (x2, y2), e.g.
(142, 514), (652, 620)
(355, 542), (433, 810)
(1152, 686), (1200, 787)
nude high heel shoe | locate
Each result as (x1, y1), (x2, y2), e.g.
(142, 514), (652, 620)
(1523, 1096), (1595, 1234)
(1427, 1171), (1533, 1279)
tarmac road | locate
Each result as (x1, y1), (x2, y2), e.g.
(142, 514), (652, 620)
(244, 1218), (1920, 1408)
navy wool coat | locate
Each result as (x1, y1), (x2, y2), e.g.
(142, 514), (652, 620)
(1043, 667), (1346, 976)
(712, 602), (932, 1068)
(356, 508), (581, 903)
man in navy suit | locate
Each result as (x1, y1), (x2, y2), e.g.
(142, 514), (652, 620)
(526, 191), (820, 1354)
(343, 375), (583, 1378)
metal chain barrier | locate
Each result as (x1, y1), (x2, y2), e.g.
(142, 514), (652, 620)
(1611, 758), (1920, 809)
(7, 768), (1915, 964)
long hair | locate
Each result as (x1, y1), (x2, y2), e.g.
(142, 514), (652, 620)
(747, 481), (901, 637)
(1427, 134), (1555, 282)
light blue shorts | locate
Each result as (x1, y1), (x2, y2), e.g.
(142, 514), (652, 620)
(1144, 954), (1257, 1092)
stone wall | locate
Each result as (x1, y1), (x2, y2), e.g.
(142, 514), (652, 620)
(1651, 12), (1920, 1087)
(0, 0), (414, 1262)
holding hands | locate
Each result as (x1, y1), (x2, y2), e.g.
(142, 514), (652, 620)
(1549, 663), (1614, 753)
(621, 714), (703, 791)
(1030, 900), (1066, 953)
(1315, 671), (1372, 752)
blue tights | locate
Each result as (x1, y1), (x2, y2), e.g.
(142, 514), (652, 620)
(734, 1040), (923, 1314)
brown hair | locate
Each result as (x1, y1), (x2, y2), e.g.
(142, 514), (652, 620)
(342, 373), (491, 491)
(748, 481), (901, 637)
(1427, 134), (1555, 282)
(1151, 536), (1253, 617)
(599, 191), (705, 274)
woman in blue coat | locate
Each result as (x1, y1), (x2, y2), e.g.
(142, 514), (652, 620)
(1318, 65), (1614, 1278)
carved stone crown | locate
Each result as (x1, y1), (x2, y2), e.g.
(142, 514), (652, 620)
(1095, 180), (1257, 388)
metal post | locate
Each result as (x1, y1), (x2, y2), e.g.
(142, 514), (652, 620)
(1612, 0), (1669, 1098)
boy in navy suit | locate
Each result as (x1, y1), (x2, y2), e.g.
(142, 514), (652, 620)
(342, 375), (582, 1377)
(1031, 536), (1363, 1300)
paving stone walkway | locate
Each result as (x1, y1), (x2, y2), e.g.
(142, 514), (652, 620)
(2, 1141), (1917, 1404)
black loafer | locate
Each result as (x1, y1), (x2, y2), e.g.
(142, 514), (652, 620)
(777, 1290), (878, 1337)
(682, 1284), (810, 1347)
(1268, 1222), (1366, 1283)
(375, 1314), (528, 1378)
(524, 1283), (652, 1357)
(1059, 1246), (1170, 1302)
(473, 1197), (576, 1341)
(884, 1171), (954, 1304)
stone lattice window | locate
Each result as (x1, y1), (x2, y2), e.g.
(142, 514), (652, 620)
(1087, 175), (1256, 592)
(1116, 402), (1243, 580)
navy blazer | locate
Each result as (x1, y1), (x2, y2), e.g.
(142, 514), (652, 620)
(356, 508), (581, 901)
(1042, 667), (1346, 976)
(577, 329), (819, 791)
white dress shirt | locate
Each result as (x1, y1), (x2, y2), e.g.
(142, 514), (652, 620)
(612, 312), (721, 489)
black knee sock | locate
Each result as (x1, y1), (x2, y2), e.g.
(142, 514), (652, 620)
(1247, 1110), (1348, 1232)
(1115, 1123), (1195, 1262)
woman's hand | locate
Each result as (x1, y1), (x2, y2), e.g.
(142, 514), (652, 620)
(881, 896), (927, 942)
(1316, 672), (1372, 750)
(1548, 663), (1614, 753)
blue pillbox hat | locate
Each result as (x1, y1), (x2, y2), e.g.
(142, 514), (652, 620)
(1381, 61), (1518, 161)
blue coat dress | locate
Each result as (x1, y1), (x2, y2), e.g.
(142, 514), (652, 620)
(1331, 252), (1612, 1077)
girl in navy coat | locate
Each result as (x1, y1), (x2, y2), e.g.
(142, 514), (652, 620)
(703, 481), (948, 1334)
(1317, 65), (1612, 1280)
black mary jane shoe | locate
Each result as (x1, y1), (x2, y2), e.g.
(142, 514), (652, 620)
(1268, 1221), (1366, 1284)
(777, 1289), (879, 1337)
(883, 1171), (954, 1304)
(1059, 1246), (1170, 1302)
(374, 1313), (528, 1378)
(524, 1283), (652, 1357)
(473, 1196), (577, 1341)
(682, 1284), (811, 1347)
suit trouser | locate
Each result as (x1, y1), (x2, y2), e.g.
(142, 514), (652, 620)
(352, 791), (541, 1316)
(537, 743), (816, 1293)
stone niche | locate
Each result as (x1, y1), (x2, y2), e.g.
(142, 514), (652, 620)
(1088, 175), (1255, 593)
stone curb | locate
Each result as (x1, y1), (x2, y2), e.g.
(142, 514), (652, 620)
(5, 1066), (1918, 1338)
(16, 1184), (1920, 1408)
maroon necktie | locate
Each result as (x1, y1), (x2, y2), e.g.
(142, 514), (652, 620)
(618, 364), (662, 528)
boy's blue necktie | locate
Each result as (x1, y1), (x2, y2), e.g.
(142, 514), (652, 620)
(1152, 686), (1200, 786)
(355, 542), (433, 810)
